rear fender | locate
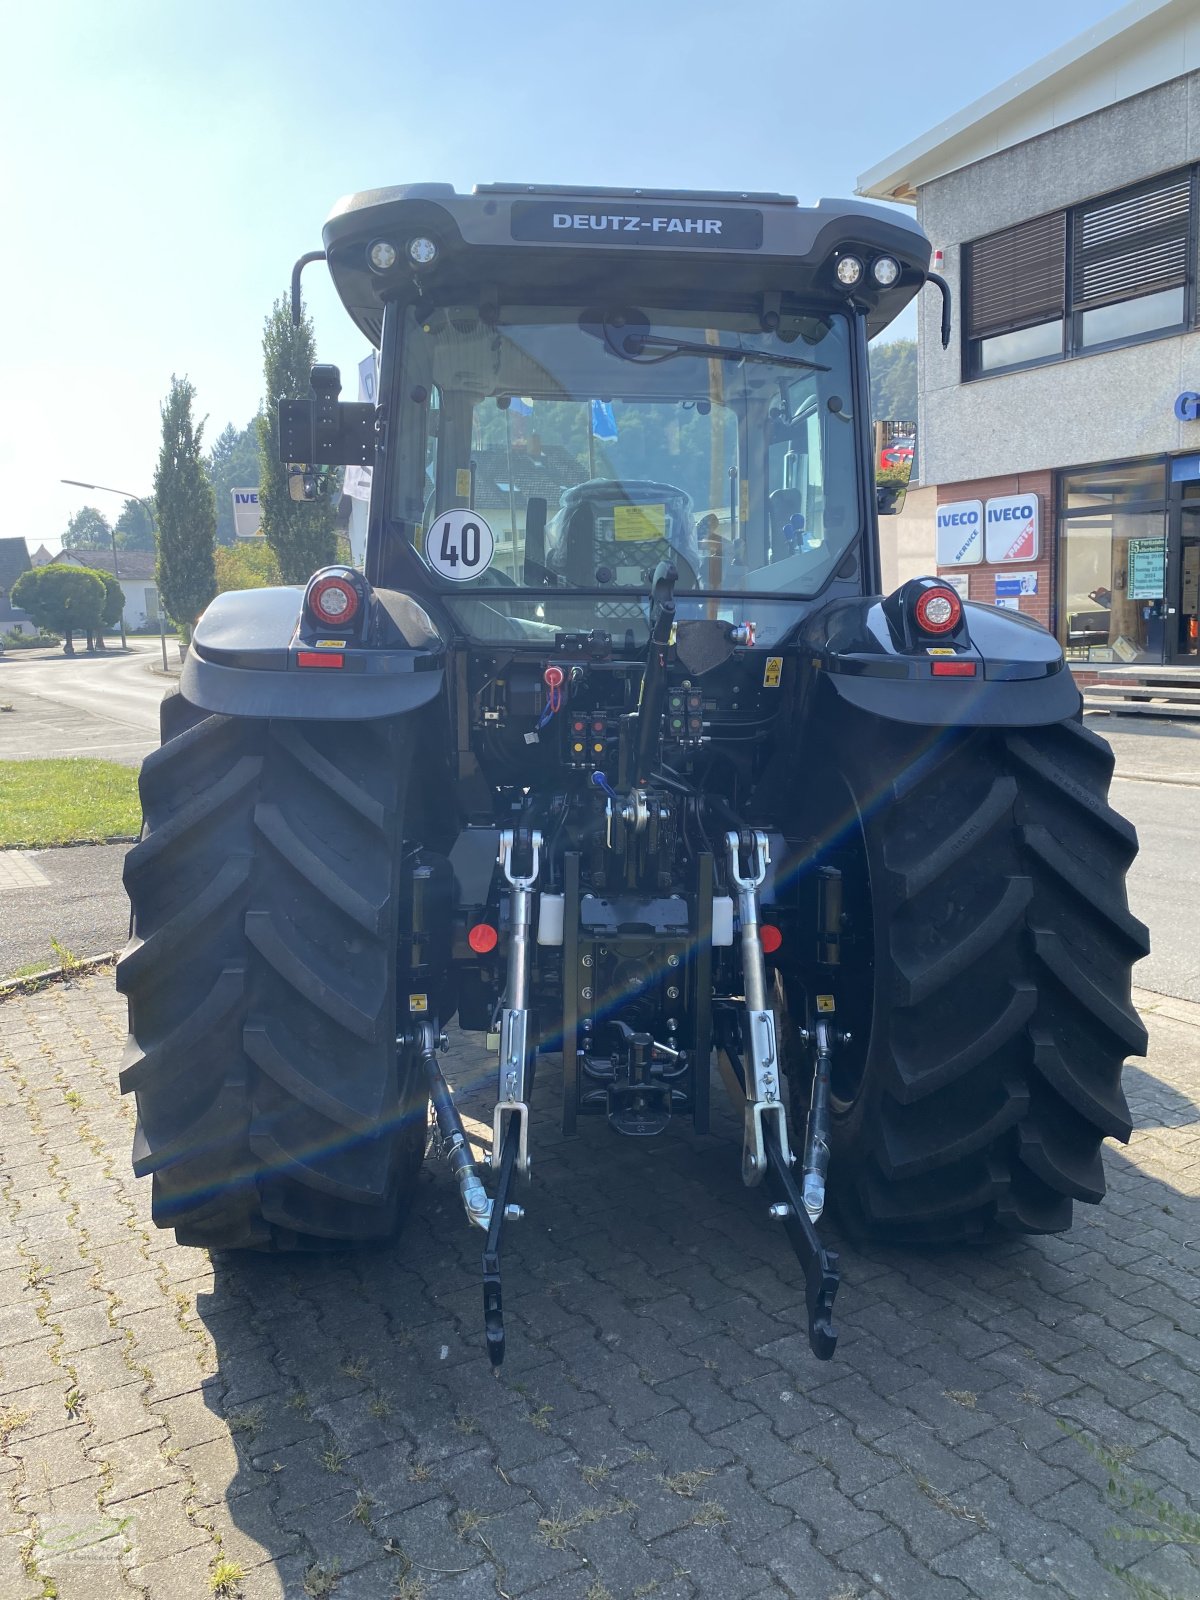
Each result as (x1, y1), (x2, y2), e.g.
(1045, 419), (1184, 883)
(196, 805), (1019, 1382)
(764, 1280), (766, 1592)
(801, 594), (1080, 727)
(182, 584), (445, 720)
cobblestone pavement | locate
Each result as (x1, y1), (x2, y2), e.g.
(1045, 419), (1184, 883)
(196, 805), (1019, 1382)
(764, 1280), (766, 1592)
(0, 975), (1197, 1600)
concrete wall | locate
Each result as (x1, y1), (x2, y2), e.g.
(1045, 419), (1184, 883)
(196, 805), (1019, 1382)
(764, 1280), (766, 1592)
(916, 71), (1200, 486)
(879, 483), (937, 592)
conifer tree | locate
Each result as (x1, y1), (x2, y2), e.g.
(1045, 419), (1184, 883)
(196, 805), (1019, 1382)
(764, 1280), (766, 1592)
(258, 296), (337, 583)
(153, 376), (217, 640)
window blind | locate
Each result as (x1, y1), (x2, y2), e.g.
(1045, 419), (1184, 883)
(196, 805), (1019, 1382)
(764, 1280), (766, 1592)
(1072, 171), (1191, 310)
(967, 212), (1066, 340)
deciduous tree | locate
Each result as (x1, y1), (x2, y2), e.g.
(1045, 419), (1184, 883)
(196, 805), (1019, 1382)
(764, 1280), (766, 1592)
(215, 540), (280, 593)
(10, 564), (105, 655)
(258, 296), (337, 583)
(870, 338), (917, 426)
(114, 498), (157, 552)
(62, 506), (112, 551)
(208, 419), (263, 545)
(154, 375), (217, 640)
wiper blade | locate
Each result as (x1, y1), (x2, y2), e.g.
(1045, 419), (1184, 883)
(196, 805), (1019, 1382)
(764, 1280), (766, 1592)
(626, 334), (830, 374)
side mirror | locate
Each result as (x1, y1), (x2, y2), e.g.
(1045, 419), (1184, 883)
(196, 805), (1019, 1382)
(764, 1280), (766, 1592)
(524, 496), (549, 585)
(288, 468), (318, 502)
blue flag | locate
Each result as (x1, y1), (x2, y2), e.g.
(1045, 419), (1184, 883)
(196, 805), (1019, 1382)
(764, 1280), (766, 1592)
(591, 399), (618, 440)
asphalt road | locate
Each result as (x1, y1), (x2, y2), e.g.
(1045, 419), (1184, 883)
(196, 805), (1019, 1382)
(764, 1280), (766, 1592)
(0, 640), (169, 765)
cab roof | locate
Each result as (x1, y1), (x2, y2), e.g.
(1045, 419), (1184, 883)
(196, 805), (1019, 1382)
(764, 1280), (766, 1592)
(319, 183), (931, 346)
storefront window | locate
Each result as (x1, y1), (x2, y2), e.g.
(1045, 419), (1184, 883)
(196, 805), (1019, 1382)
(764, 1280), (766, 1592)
(1059, 509), (1166, 663)
(1061, 459), (1167, 511)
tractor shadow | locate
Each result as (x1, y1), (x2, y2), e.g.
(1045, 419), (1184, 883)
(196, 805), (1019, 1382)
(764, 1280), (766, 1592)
(191, 1036), (1200, 1594)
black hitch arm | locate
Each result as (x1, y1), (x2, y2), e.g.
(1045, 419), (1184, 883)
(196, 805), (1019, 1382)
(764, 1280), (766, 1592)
(763, 1125), (839, 1360)
(482, 1117), (521, 1368)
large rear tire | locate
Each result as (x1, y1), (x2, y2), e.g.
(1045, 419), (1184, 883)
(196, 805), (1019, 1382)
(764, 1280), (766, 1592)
(117, 691), (427, 1250)
(784, 711), (1149, 1244)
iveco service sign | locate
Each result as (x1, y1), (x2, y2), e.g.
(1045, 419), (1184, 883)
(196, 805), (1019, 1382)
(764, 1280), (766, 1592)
(511, 201), (764, 250)
(935, 500), (983, 566)
(985, 494), (1039, 563)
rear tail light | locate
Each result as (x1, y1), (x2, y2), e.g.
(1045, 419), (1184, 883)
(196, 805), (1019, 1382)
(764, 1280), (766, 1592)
(931, 659), (977, 677)
(760, 924), (783, 954)
(307, 573), (360, 627)
(468, 923), (499, 954)
(913, 585), (962, 635)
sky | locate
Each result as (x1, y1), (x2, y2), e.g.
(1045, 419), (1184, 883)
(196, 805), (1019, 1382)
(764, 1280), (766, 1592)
(3, 0), (1135, 554)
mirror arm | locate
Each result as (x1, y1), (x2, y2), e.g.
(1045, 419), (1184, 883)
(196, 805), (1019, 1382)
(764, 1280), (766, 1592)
(291, 251), (327, 327)
(924, 271), (953, 350)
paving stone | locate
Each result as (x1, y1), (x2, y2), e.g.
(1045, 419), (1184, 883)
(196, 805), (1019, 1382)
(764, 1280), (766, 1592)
(177, 1434), (247, 1508)
(128, 1542), (218, 1600)
(770, 1464), (887, 1556)
(83, 1384), (159, 1448)
(650, 1524), (773, 1600)
(706, 1414), (814, 1491)
(838, 1526), (975, 1600)
(3, 983), (1200, 1600)
(349, 1441), (446, 1515)
(100, 1426), (184, 1505)
(855, 1470), (983, 1561)
(375, 1493), (494, 1578)
(205, 1485), (302, 1571)
(655, 1370), (756, 1434)
(625, 1407), (738, 1474)
(119, 1483), (209, 1567)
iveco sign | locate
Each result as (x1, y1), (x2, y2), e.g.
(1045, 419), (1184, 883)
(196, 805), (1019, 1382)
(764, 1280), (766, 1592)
(985, 494), (1039, 563)
(935, 499), (983, 566)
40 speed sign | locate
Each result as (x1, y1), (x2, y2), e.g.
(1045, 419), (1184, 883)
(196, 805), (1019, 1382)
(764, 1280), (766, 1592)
(426, 509), (495, 580)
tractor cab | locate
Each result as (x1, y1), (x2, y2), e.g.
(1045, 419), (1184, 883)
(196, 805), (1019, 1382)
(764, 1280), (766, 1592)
(295, 183), (936, 651)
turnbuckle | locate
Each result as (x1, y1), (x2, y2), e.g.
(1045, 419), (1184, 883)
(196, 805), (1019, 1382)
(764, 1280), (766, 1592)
(726, 830), (791, 1186)
(492, 829), (542, 1177)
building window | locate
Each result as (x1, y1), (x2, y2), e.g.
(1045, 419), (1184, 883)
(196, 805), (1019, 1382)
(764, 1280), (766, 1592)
(965, 168), (1193, 379)
(1057, 460), (1168, 665)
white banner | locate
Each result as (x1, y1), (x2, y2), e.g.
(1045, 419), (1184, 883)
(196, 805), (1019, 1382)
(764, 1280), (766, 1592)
(342, 353), (379, 504)
(232, 488), (262, 539)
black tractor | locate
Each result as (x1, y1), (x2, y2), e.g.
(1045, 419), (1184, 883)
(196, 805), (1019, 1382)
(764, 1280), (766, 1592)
(119, 183), (1148, 1364)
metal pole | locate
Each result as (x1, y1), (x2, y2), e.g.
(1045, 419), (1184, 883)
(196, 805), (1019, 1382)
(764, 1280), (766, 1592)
(110, 523), (128, 651)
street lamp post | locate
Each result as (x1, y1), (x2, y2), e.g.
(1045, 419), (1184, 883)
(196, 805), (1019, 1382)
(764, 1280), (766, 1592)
(61, 479), (155, 661)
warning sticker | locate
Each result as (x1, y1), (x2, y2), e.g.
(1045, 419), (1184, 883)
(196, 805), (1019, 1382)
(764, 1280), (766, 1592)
(926, 647), (956, 656)
(763, 657), (783, 688)
(816, 994), (836, 1013)
(426, 509), (495, 581)
(408, 993), (429, 1013)
(613, 503), (666, 542)
(455, 468), (473, 499)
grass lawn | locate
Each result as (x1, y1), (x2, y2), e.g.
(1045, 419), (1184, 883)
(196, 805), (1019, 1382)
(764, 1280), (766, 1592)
(0, 759), (140, 848)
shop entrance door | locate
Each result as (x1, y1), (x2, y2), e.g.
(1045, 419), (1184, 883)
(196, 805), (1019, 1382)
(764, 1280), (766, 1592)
(1172, 507), (1200, 662)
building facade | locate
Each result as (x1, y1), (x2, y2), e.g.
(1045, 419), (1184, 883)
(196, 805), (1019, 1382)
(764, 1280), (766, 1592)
(43, 549), (161, 632)
(860, 0), (1200, 667)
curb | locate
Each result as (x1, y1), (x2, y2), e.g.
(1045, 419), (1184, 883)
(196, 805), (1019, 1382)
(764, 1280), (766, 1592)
(1113, 770), (1200, 788)
(1133, 987), (1200, 1031)
(0, 950), (117, 1001)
